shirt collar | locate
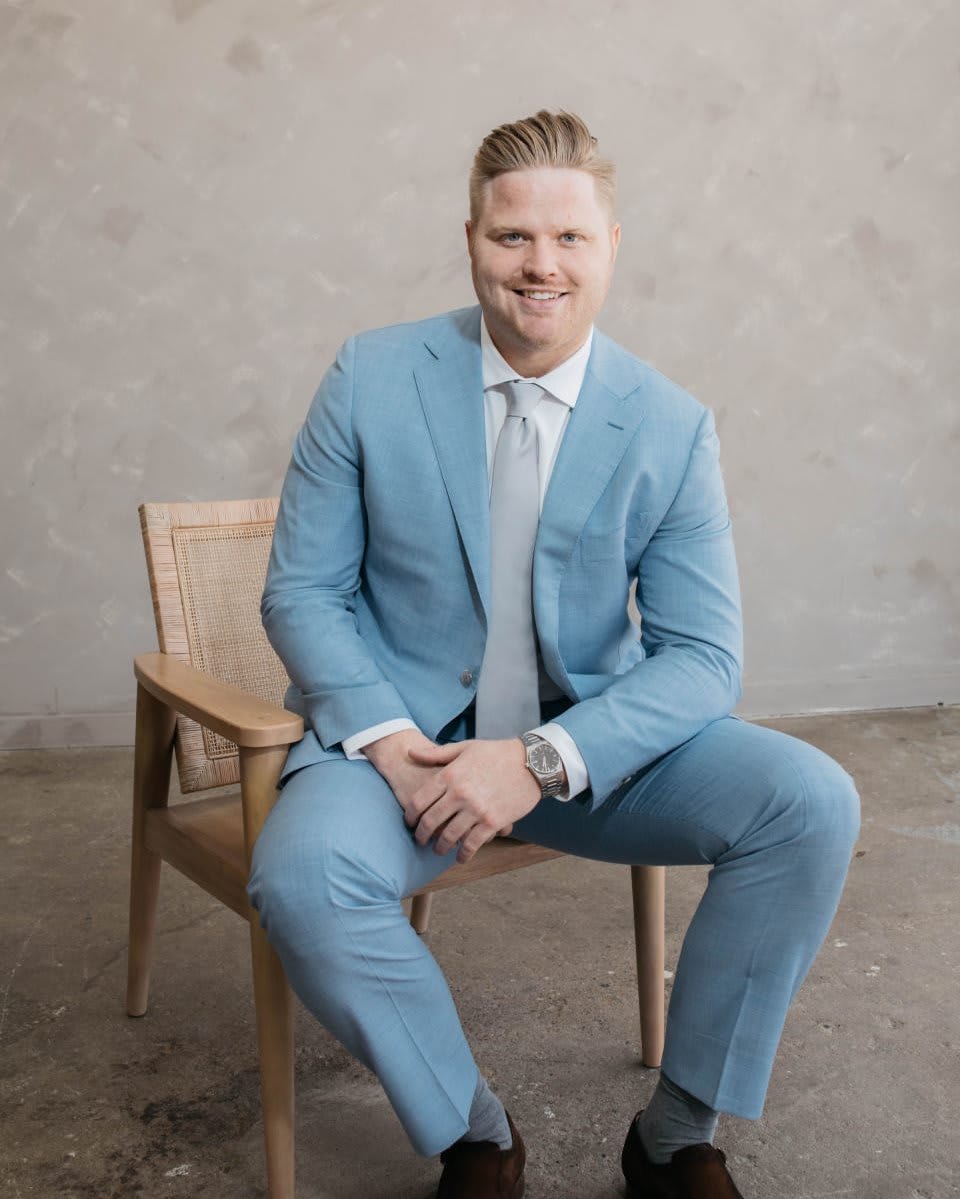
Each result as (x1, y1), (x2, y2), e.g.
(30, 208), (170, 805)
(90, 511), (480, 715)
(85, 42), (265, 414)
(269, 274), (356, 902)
(480, 318), (593, 409)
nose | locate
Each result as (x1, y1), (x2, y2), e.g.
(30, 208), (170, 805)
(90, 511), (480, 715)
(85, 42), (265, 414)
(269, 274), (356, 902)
(522, 237), (558, 282)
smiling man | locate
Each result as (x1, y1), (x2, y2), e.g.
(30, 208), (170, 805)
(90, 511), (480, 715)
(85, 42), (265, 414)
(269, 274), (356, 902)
(250, 111), (860, 1198)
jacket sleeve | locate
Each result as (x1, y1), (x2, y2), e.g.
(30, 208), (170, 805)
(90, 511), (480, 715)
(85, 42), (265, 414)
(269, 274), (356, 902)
(552, 406), (743, 806)
(261, 337), (415, 748)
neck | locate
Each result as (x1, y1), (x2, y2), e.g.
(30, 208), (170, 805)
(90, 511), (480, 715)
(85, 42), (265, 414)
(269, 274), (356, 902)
(488, 332), (588, 380)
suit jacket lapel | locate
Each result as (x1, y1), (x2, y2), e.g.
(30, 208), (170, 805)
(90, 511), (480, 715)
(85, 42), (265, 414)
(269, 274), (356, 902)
(414, 311), (491, 617)
(535, 333), (648, 689)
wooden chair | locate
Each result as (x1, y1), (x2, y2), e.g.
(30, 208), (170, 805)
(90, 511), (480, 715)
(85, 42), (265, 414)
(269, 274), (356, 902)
(127, 497), (666, 1199)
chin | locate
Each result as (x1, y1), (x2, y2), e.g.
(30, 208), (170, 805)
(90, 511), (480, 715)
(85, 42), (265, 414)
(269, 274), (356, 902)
(510, 310), (564, 337)
(506, 329), (556, 355)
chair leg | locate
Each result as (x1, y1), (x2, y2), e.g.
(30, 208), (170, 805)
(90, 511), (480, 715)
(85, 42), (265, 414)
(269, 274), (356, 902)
(409, 892), (434, 934)
(240, 745), (296, 1199)
(249, 916), (295, 1199)
(127, 682), (177, 1018)
(631, 864), (666, 1068)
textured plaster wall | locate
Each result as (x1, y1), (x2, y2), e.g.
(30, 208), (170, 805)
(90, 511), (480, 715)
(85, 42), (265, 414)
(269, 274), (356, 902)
(1, 1), (957, 747)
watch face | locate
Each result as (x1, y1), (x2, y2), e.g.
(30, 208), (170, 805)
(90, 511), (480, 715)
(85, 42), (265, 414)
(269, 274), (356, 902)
(528, 741), (562, 775)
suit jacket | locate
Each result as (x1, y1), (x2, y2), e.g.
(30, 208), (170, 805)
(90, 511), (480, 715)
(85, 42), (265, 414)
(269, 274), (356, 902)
(262, 305), (743, 807)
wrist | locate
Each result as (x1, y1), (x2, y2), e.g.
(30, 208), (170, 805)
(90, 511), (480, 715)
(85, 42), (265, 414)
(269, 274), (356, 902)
(519, 732), (567, 799)
(363, 728), (431, 774)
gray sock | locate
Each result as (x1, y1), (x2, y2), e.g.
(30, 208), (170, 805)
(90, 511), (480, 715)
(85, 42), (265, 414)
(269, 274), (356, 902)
(463, 1073), (512, 1150)
(637, 1072), (719, 1165)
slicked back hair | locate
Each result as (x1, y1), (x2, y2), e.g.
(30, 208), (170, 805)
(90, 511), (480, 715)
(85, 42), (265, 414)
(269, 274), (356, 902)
(469, 109), (616, 222)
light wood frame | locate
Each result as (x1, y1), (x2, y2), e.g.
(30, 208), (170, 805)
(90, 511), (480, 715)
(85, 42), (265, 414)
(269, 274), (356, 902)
(127, 499), (666, 1199)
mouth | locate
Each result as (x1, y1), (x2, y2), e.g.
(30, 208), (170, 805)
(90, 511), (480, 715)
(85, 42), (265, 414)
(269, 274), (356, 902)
(512, 289), (567, 306)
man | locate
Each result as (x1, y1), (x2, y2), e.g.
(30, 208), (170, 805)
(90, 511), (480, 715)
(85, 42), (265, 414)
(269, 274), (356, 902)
(249, 110), (860, 1198)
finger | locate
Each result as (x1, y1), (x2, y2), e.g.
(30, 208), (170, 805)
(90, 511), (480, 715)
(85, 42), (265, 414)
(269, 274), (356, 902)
(404, 779), (448, 826)
(456, 823), (495, 865)
(407, 743), (462, 766)
(433, 811), (476, 857)
(413, 794), (457, 846)
(496, 823), (514, 838)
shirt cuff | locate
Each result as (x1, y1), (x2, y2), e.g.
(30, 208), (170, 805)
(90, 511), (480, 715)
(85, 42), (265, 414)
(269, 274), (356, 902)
(533, 721), (589, 801)
(342, 718), (419, 760)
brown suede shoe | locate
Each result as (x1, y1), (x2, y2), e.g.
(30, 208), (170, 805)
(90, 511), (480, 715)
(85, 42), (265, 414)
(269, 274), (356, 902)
(437, 1110), (525, 1198)
(621, 1112), (745, 1198)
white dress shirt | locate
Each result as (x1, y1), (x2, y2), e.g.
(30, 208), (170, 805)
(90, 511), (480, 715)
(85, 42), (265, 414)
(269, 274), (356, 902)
(342, 319), (593, 801)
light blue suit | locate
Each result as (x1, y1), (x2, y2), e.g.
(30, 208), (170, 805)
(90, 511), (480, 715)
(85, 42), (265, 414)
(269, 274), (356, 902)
(249, 307), (859, 1156)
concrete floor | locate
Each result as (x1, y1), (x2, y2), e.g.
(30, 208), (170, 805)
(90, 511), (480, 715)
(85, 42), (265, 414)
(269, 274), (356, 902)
(1, 707), (958, 1199)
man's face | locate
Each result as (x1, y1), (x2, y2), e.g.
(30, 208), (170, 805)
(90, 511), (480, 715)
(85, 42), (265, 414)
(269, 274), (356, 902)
(466, 167), (620, 377)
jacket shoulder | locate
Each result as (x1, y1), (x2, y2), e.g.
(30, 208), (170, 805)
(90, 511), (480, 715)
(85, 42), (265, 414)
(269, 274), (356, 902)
(593, 330), (710, 426)
(350, 306), (479, 360)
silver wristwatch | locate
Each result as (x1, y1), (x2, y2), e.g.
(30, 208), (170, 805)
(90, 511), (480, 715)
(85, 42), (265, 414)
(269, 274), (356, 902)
(520, 732), (566, 799)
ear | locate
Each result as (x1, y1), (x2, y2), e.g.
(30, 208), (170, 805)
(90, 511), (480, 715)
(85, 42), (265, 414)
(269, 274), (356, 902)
(465, 219), (475, 259)
(610, 222), (622, 261)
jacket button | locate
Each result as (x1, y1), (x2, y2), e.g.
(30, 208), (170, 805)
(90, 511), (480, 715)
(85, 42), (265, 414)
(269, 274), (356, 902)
(459, 669), (474, 687)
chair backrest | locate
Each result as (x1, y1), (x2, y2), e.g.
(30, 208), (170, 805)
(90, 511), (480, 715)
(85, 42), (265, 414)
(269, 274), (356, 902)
(139, 498), (289, 793)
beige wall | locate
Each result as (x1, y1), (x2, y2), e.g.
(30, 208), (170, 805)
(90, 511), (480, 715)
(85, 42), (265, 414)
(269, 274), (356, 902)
(1, 1), (957, 747)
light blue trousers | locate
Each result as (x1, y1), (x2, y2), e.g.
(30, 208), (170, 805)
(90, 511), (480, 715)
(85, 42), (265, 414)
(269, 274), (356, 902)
(247, 716), (859, 1157)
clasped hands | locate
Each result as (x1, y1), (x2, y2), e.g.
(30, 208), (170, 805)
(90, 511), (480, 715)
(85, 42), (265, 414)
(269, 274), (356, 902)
(363, 728), (544, 864)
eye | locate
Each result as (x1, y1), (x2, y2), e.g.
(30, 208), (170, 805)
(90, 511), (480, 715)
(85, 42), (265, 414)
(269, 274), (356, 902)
(500, 232), (524, 245)
(560, 232), (581, 244)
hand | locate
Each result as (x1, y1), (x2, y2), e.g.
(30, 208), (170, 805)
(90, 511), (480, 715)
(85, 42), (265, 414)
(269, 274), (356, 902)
(405, 739), (541, 864)
(362, 728), (444, 822)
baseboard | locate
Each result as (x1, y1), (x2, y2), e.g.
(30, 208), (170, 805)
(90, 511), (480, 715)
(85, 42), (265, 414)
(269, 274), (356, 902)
(0, 712), (137, 750)
(1, 669), (957, 750)
(737, 670), (960, 719)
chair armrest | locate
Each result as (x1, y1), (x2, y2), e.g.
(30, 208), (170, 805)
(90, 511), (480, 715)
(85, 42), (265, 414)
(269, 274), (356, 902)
(134, 652), (304, 749)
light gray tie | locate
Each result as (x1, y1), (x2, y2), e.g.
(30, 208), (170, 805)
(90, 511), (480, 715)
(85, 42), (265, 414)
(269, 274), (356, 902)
(475, 380), (543, 739)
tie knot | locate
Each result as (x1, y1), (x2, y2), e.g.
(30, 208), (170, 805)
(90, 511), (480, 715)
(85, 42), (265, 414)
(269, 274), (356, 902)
(503, 379), (543, 420)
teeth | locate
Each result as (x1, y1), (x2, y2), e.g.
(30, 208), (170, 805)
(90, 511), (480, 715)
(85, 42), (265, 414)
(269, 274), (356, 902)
(523, 291), (561, 300)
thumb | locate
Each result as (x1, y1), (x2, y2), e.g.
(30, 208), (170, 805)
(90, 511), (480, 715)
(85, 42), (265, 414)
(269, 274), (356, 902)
(408, 742), (461, 765)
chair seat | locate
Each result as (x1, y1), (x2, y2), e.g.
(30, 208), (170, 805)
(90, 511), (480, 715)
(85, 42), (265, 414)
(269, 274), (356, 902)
(145, 795), (565, 920)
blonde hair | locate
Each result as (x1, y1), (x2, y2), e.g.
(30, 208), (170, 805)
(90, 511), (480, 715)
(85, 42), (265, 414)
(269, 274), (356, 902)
(469, 109), (616, 221)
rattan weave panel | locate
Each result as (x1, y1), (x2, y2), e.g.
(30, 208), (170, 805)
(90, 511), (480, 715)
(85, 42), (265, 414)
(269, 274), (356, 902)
(172, 523), (288, 762)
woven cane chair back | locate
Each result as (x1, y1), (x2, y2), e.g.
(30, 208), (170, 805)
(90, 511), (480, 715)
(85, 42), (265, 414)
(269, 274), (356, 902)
(139, 498), (288, 793)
